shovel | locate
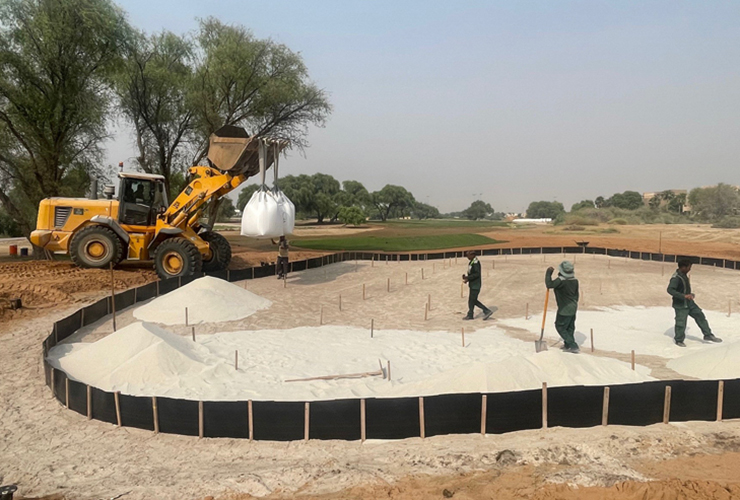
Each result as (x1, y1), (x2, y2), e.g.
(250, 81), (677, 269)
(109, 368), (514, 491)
(535, 289), (550, 352)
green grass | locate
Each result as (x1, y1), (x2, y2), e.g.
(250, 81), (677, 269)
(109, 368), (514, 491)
(377, 219), (510, 229)
(292, 233), (503, 252)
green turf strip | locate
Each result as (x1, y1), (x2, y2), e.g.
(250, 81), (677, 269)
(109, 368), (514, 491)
(292, 234), (502, 252)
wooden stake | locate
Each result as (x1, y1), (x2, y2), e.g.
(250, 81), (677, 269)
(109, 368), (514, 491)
(371, 255), (374, 267)
(198, 401), (204, 439)
(542, 382), (548, 429)
(480, 395), (487, 435)
(304, 402), (310, 441)
(248, 400), (254, 441)
(525, 302), (529, 320)
(461, 327), (465, 347)
(631, 350), (635, 370)
(110, 262), (117, 332)
(419, 397), (425, 439)
(387, 360), (391, 381)
(427, 293), (431, 311)
(424, 303), (428, 321)
(65, 378), (70, 409)
(86, 385), (92, 420)
(191, 326), (195, 342)
(360, 399), (366, 442)
(421, 268), (424, 280)
(405, 272), (408, 285)
(387, 278), (390, 292)
(362, 283), (366, 300)
(602, 387), (610, 426)
(152, 396), (159, 433)
(114, 391), (121, 427)
(185, 307), (188, 327)
(717, 380), (725, 422)
(320, 305), (324, 325)
(663, 385), (672, 424)
(339, 294), (342, 311)
(371, 319), (374, 338)
(235, 350), (239, 370)
(590, 328), (594, 352)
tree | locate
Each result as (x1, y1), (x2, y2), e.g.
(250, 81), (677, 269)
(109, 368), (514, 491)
(607, 191), (643, 210)
(648, 196), (662, 210)
(411, 202), (440, 220)
(341, 180), (370, 209)
(115, 30), (194, 200)
(216, 197), (235, 221)
(371, 185), (415, 221)
(236, 183), (261, 211)
(338, 206), (365, 226)
(190, 18), (331, 161)
(594, 196), (606, 209)
(526, 201), (565, 219)
(462, 200), (493, 220)
(0, 0), (131, 234)
(278, 173), (340, 223)
(667, 192), (687, 214)
(571, 200), (594, 211)
(688, 184), (740, 220)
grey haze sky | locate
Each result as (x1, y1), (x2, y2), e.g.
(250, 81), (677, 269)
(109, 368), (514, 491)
(107, 0), (740, 213)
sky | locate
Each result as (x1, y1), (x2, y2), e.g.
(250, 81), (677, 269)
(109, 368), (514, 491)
(107, 0), (740, 213)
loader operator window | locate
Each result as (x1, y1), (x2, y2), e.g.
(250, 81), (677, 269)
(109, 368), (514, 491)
(119, 178), (167, 226)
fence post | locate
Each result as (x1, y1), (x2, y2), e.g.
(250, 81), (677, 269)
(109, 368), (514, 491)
(663, 386), (672, 424)
(602, 387), (610, 426)
(542, 382), (548, 429)
(480, 395), (487, 435)
(419, 397), (425, 439)
(717, 381), (724, 422)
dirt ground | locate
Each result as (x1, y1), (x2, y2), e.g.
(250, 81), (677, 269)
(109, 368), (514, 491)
(3, 225), (740, 500)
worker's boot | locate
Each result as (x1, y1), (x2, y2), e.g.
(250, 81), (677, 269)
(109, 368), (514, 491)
(704, 334), (723, 343)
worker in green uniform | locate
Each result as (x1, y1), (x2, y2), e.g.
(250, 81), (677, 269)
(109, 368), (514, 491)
(545, 260), (580, 353)
(462, 250), (493, 321)
(667, 258), (722, 347)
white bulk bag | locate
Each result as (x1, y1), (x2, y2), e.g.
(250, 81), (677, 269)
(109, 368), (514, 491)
(240, 186), (284, 238)
(270, 142), (295, 235)
(273, 188), (295, 235)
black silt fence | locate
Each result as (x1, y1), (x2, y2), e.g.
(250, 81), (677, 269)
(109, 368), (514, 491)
(56, 310), (81, 342)
(486, 389), (542, 434)
(83, 298), (109, 327)
(119, 394), (155, 431)
(606, 381), (668, 426)
(309, 399), (361, 441)
(203, 401), (249, 439)
(424, 393), (481, 437)
(157, 397), (199, 436)
(115, 289), (136, 311)
(252, 401), (304, 441)
(67, 379), (87, 417)
(669, 380), (718, 422)
(135, 282), (158, 302)
(91, 387), (117, 425)
(365, 397), (420, 440)
(548, 386), (603, 428)
(723, 380), (740, 420)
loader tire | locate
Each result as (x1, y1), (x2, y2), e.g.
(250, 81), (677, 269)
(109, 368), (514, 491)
(201, 231), (231, 272)
(69, 225), (123, 269)
(154, 238), (202, 280)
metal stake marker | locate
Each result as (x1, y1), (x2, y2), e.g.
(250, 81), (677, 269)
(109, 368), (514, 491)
(191, 327), (196, 342)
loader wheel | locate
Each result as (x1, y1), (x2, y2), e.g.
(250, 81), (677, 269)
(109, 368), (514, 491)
(69, 225), (123, 269)
(201, 231), (232, 272)
(154, 238), (202, 280)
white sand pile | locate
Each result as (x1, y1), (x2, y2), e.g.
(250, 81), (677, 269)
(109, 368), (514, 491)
(387, 350), (652, 397)
(48, 324), (654, 401)
(47, 322), (229, 398)
(133, 276), (271, 325)
(667, 340), (740, 380)
(498, 306), (740, 359)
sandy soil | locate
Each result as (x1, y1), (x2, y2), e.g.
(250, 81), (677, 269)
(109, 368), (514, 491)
(3, 254), (740, 499)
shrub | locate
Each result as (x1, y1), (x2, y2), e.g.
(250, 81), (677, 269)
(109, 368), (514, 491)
(338, 206), (366, 226)
(712, 216), (740, 229)
(562, 225), (586, 231)
(608, 218), (628, 225)
(599, 227), (620, 234)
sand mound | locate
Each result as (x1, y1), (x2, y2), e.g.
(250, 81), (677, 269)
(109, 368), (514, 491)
(388, 350), (653, 396)
(47, 322), (225, 397)
(133, 276), (271, 325)
(667, 340), (740, 379)
(48, 324), (654, 401)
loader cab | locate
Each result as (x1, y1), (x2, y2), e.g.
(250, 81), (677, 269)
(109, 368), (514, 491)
(117, 172), (168, 226)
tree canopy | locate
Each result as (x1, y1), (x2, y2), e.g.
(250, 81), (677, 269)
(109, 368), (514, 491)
(0, 0), (131, 234)
(689, 184), (740, 220)
(462, 200), (493, 220)
(526, 201), (565, 219)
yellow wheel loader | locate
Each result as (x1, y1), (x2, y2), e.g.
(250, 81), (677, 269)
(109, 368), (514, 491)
(30, 126), (283, 280)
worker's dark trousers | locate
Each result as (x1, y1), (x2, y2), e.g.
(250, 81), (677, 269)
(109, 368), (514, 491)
(673, 302), (713, 343)
(277, 256), (289, 277)
(467, 289), (490, 318)
(554, 313), (578, 349)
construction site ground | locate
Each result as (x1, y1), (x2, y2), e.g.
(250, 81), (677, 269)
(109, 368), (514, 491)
(2, 222), (740, 499)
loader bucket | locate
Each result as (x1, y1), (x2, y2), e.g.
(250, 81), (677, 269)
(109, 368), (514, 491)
(207, 125), (279, 178)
